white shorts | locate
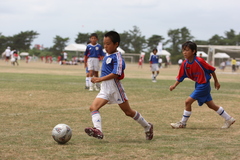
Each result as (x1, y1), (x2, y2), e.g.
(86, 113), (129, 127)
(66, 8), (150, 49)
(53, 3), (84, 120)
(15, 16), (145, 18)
(96, 79), (128, 104)
(151, 63), (159, 71)
(87, 58), (100, 71)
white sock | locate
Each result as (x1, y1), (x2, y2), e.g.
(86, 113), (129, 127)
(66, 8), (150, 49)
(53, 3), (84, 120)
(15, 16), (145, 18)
(216, 107), (231, 120)
(91, 111), (102, 132)
(155, 73), (159, 78)
(133, 111), (150, 132)
(85, 77), (89, 87)
(89, 77), (93, 88)
(152, 74), (154, 79)
(181, 110), (191, 125)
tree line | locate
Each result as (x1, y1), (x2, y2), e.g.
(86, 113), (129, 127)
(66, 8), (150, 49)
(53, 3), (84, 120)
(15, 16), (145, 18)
(1, 26), (239, 63)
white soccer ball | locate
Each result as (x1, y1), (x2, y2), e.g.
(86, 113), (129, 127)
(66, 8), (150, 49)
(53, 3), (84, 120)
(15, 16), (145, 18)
(52, 124), (72, 144)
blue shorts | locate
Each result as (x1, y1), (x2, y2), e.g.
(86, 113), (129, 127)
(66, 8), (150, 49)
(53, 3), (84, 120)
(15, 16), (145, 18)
(190, 81), (212, 106)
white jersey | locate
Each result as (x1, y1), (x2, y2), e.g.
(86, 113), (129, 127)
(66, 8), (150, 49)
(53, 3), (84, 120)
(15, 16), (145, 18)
(5, 49), (11, 57)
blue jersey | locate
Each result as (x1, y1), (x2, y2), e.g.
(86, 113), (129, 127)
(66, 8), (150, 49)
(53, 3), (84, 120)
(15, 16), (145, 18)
(149, 54), (159, 64)
(101, 52), (125, 80)
(84, 43), (105, 58)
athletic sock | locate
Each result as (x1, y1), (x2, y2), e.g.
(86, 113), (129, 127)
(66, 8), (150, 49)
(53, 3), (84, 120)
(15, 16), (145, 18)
(152, 74), (155, 79)
(181, 110), (192, 125)
(133, 111), (150, 132)
(155, 73), (159, 78)
(85, 77), (89, 87)
(89, 77), (93, 88)
(216, 106), (231, 120)
(91, 110), (102, 132)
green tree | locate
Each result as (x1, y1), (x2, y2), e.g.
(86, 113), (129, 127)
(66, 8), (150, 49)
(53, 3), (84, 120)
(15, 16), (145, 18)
(166, 28), (181, 56)
(0, 33), (12, 52)
(51, 35), (69, 56)
(11, 31), (39, 51)
(128, 26), (147, 53)
(75, 33), (90, 44)
(179, 27), (194, 44)
(119, 31), (131, 53)
(147, 34), (165, 52)
(208, 34), (225, 45)
(224, 29), (237, 45)
(166, 27), (194, 63)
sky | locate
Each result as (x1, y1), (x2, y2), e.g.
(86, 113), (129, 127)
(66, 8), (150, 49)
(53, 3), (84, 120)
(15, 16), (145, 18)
(0, 0), (240, 48)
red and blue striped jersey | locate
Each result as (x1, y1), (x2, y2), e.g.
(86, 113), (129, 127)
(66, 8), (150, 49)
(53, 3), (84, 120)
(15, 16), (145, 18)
(177, 56), (215, 84)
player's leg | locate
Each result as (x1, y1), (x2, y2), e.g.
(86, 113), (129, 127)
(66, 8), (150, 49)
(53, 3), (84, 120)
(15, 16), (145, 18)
(88, 70), (94, 91)
(206, 100), (235, 128)
(171, 97), (195, 128)
(93, 59), (100, 91)
(155, 70), (159, 79)
(93, 71), (100, 91)
(118, 101), (153, 140)
(85, 98), (108, 139)
(85, 72), (90, 89)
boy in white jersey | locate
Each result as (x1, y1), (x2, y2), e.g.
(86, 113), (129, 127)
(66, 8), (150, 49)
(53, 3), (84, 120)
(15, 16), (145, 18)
(84, 31), (153, 140)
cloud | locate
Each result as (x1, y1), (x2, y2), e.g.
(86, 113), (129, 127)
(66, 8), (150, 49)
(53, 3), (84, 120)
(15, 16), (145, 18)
(0, 0), (239, 48)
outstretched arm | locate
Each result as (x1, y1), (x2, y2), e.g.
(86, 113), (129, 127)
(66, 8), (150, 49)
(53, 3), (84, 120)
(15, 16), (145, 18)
(169, 81), (181, 91)
(211, 72), (220, 90)
(91, 73), (118, 83)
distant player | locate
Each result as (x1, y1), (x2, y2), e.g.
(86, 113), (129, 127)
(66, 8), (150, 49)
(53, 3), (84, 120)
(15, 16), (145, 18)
(84, 33), (105, 91)
(4, 46), (11, 63)
(149, 48), (159, 82)
(84, 31), (153, 140)
(169, 41), (235, 129)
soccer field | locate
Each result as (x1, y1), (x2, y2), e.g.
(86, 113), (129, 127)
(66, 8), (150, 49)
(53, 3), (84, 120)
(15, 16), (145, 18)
(0, 61), (239, 160)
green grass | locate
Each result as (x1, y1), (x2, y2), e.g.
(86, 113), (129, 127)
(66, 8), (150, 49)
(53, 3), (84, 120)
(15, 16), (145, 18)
(0, 62), (239, 160)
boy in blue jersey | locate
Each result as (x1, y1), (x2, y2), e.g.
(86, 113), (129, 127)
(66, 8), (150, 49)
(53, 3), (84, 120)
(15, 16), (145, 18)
(84, 33), (105, 91)
(84, 31), (153, 140)
(169, 41), (235, 129)
(149, 48), (159, 82)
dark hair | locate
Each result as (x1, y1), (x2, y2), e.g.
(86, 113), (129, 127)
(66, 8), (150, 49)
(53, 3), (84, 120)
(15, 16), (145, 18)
(90, 33), (98, 39)
(152, 48), (158, 52)
(104, 31), (120, 46)
(182, 41), (197, 55)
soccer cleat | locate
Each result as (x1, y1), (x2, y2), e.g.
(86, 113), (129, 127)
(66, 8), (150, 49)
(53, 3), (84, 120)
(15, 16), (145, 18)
(89, 86), (93, 91)
(85, 86), (89, 90)
(145, 123), (153, 140)
(170, 122), (186, 129)
(222, 117), (235, 129)
(85, 127), (104, 139)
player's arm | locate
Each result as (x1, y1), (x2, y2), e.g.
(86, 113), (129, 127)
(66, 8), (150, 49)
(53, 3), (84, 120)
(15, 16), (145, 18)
(169, 81), (181, 91)
(91, 73), (118, 83)
(211, 72), (220, 90)
(84, 55), (88, 68)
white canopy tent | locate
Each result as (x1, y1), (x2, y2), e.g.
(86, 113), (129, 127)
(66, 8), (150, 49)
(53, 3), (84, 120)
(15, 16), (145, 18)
(64, 44), (87, 58)
(157, 50), (171, 56)
(214, 52), (230, 58)
(196, 51), (208, 58)
(20, 52), (29, 56)
(64, 44), (86, 52)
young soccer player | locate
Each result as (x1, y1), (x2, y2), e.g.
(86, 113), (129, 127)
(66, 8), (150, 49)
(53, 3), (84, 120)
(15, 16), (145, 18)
(169, 41), (235, 129)
(84, 31), (153, 140)
(84, 33), (105, 91)
(149, 48), (159, 82)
